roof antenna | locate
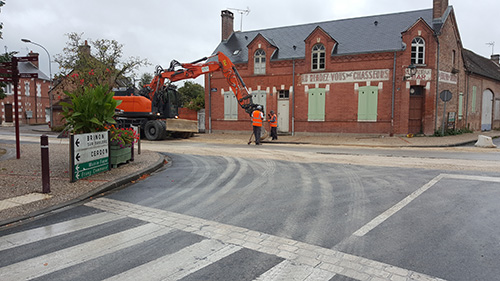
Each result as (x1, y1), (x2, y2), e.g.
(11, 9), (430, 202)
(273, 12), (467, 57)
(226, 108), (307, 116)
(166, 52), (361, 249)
(486, 42), (495, 55)
(227, 7), (250, 31)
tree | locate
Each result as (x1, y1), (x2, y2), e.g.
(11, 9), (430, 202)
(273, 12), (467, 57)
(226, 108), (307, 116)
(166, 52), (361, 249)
(54, 32), (149, 93)
(177, 81), (205, 111)
(138, 72), (153, 89)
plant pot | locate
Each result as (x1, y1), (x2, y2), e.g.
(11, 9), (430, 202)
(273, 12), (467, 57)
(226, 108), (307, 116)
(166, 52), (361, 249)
(110, 145), (131, 168)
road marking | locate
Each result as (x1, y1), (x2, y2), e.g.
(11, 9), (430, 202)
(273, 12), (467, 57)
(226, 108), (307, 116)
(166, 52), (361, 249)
(104, 239), (241, 281)
(0, 223), (173, 280)
(0, 212), (123, 251)
(353, 173), (500, 237)
(0, 193), (52, 211)
(353, 174), (444, 237)
(254, 260), (336, 281)
(86, 198), (446, 281)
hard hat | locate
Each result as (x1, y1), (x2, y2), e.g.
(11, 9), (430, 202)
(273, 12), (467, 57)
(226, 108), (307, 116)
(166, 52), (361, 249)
(257, 105), (262, 110)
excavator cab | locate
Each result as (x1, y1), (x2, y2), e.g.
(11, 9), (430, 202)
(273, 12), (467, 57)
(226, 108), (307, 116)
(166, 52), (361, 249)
(151, 85), (180, 119)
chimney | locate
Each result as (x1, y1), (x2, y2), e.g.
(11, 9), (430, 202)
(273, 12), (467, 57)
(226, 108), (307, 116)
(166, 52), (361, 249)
(433, 0), (449, 20)
(78, 40), (91, 56)
(28, 51), (39, 68)
(221, 10), (234, 41)
(491, 54), (500, 65)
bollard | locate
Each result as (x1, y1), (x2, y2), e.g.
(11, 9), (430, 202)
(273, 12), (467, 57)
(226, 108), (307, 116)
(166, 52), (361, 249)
(40, 135), (50, 193)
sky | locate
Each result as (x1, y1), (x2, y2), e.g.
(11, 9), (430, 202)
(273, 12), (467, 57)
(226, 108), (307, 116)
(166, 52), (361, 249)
(1, 0), (499, 87)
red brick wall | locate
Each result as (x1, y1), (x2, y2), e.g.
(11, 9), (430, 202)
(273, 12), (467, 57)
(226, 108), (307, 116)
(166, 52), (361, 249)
(204, 8), (498, 135)
(1, 78), (51, 125)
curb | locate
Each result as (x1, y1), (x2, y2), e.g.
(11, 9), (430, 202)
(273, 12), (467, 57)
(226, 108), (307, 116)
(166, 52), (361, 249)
(0, 153), (167, 228)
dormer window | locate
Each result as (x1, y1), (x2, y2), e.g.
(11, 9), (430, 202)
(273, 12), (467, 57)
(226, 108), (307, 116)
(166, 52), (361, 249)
(312, 44), (325, 71)
(411, 37), (425, 65)
(254, 49), (266, 75)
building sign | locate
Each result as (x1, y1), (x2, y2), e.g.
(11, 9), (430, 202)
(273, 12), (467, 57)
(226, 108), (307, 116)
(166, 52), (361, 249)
(301, 69), (390, 84)
(406, 69), (432, 81)
(439, 71), (458, 84)
(70, 131), (110, 182)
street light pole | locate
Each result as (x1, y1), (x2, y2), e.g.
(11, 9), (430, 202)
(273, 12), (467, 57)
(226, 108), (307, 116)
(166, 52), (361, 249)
(21, 39), (53, 127)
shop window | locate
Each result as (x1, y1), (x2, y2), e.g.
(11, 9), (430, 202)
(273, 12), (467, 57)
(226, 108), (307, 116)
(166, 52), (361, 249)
(254, 49), (266, 75)
(308, 88), (325, 121)
(358, 86), (378, 121)
(411, 37), (425, 65)
(312, 44), (325, 71)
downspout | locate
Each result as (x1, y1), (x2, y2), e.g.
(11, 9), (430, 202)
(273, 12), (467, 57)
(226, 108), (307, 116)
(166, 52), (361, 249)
(391, 51), (397, 136)
(208, 73), (212, 134)
(465, 71), (470, 128)
(434, 35), (440, 132)
(292, 58), (295, 136)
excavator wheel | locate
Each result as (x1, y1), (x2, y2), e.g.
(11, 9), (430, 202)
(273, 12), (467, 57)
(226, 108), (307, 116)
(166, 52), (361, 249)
(144, 120), (166, 141)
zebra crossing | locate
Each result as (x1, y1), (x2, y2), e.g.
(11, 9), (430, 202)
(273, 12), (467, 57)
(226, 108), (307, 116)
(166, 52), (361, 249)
(0, 198), (445, 281)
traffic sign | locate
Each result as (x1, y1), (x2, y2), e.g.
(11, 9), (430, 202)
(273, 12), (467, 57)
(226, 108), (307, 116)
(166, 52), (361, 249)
(71, 131), (110, 182)
(440, 90), (452, 102)
(19, 73), (38, 78)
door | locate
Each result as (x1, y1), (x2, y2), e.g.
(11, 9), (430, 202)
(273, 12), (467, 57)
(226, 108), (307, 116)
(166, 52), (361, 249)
(481, 89), (493, 131)
(4, 104), (13, 123)
(408, 86), (424, 134)
(277, 99), (289, 132)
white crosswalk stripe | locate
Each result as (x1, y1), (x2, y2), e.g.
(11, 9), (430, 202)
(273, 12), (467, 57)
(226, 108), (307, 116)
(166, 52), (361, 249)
(105, 239), (241, 281)
(0, 223), (173, 280)
(254, 260), (336, 281)
(0, 212), (124, 251)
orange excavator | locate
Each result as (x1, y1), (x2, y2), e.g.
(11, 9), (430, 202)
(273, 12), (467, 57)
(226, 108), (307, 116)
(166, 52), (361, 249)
(113, 52), (263, 140)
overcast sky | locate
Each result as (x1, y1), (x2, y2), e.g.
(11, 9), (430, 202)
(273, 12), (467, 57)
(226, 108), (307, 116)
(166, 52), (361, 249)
(1, 0), (498, 86)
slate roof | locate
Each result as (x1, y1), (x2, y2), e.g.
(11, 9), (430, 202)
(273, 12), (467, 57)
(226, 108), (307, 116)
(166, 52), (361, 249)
(18, 62), (50, 81)
(213, 8), (440, 64)
(463, 49), (500, 82)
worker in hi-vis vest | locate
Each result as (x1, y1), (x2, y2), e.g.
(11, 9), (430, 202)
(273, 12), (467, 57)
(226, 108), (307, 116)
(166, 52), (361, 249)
(269, 110), (278, 140)
(252, 105), (264, 145)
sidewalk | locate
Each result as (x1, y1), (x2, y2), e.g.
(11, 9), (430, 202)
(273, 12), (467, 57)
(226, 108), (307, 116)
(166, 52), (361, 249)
(1, 124), (499, 227)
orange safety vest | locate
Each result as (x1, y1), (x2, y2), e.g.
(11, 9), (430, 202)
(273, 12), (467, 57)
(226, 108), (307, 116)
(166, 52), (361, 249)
(252, 110), (262, 127)
(270, 114), (277, 127)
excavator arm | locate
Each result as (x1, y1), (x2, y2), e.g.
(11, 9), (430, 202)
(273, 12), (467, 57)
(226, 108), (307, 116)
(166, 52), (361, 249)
(145, 52), (261, 115)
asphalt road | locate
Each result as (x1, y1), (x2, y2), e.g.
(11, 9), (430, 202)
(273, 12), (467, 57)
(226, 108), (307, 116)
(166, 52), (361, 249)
(1, 146), (499, 280)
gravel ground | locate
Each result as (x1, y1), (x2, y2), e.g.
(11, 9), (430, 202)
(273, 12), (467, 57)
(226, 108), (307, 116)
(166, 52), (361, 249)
(0, 141), (162, 225)
(0, 125), (499, 226)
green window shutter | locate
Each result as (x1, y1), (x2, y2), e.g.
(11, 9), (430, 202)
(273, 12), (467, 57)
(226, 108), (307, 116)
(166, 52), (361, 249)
(472, 86), (477, 113)
(458, 93), (463, 120)
(308, 88), (325, 121)
(358, 86), (378, 121)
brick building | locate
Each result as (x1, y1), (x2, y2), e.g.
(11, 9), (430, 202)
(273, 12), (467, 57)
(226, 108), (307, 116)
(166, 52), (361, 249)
(1, 52), (51, 125)
(205, 0), (500, 136)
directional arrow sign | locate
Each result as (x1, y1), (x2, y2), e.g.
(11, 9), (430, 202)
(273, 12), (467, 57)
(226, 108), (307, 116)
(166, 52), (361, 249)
(71, 131), (110, 182)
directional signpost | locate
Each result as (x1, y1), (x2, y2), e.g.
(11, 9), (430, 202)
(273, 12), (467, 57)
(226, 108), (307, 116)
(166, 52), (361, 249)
(0, 55), (41, 159)
(70, 131), (110, 182)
